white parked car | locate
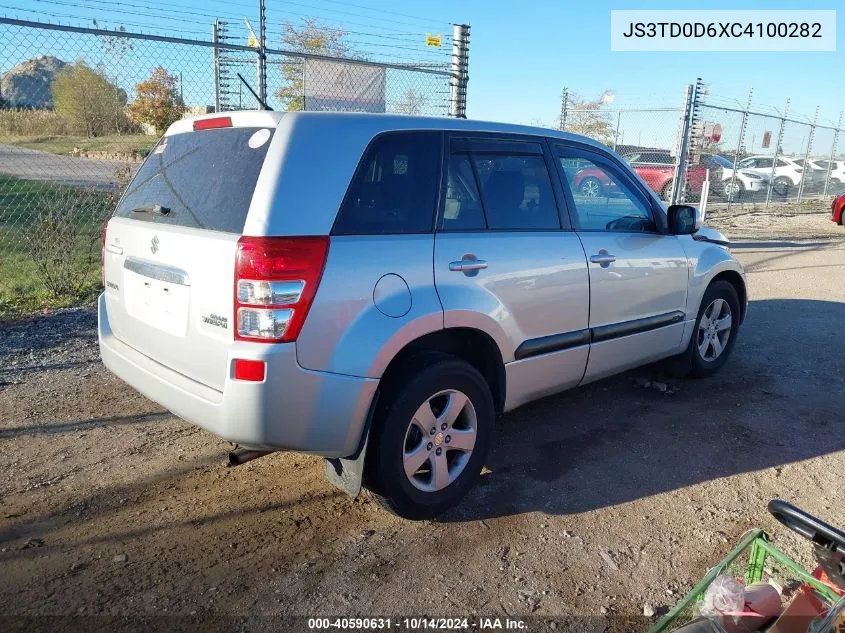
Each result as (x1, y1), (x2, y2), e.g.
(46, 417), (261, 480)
(701, 154), (767, 199)
(735, 155), (814, 195)
(813, 159), (845, 185)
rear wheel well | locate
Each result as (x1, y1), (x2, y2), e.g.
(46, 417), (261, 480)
(711, 271), (747, 323)
(378, 328), (506, 414)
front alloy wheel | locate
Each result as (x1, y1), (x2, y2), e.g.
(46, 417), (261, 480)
(697, 297), (732, 362)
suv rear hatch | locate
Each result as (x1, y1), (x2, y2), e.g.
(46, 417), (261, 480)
(103, 113), (281, 391)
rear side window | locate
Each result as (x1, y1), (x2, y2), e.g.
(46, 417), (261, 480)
(333, 131), (441, 235)
(116, 127), (274, 233)
(473, 154), (559, 230)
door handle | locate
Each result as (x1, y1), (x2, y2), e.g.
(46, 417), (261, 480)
(449, 259), (488, 272)
(106, 243), (123, 255)
(590, 253), (617, 265)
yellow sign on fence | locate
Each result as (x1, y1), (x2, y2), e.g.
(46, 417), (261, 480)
(426, 34), (442, 48)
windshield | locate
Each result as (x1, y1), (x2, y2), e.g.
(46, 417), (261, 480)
(115, 126), (275, 233)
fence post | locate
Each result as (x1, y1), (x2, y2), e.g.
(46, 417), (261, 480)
(726, 88), (752, 212)
(670, 83), (695, 206)
(212, 20), (221, 112)
(448, 24), (470, 118)
(797, 106), (819, 202)
(559, 88), (568, 131)
(612, 110), (621, 151)
(822, 111), (842, 199)
(257, 0), (267, 104)
(765, 99), (789, 207)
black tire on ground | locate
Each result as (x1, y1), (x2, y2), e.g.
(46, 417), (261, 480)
(363, 354), (494, 520)
(667, 280), (741, 379)
(773, 177), (792, 197)
(660, 181), (673, 202)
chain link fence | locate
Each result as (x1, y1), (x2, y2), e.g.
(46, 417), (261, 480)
(561, 84), (845, 213)
(0, 18), (458, 314)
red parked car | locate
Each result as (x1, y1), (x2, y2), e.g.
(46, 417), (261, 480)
(831, 191), (845, 227)
(622, 151), (708, 201)
(570, 151), (707, 201)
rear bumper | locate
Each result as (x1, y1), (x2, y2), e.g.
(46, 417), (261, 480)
(98, 293), (377, 458)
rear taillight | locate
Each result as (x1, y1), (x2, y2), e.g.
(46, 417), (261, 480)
(234, 236), (329, 343)
(101, 222), (108, 288)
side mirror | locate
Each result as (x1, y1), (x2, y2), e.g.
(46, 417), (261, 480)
(667, 204), (701, 235)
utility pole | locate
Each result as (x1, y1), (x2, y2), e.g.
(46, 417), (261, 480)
(797, 105), (819, 202)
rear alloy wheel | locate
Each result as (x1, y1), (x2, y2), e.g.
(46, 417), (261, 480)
(579, 176), (603, 198)
(364, 355), (493, 520)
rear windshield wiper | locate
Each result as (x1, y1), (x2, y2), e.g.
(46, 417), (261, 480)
(130, 205), (172, 216)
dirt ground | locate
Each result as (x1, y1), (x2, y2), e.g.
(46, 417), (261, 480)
(1, 209), (844, 632)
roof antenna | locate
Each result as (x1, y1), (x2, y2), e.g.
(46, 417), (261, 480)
(236, 73), (273, 111)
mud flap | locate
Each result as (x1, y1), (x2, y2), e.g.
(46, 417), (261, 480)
(325, 435), (368, 499)
(324, 391), (378, 499)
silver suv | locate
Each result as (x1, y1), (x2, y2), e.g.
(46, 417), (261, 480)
(99, 111), (747, 519)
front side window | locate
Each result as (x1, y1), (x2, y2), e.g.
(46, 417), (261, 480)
(558, 150), (655, 233)
(737, 158), (755, 169)
(333, 131), (440, 235)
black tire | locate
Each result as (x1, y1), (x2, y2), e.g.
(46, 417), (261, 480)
(579, 176), (603, 198)
(363, 354), (494, 520)
(773, 177), (791, 197)
(660, 181), (673, 202)
(668, 280), (741, 379)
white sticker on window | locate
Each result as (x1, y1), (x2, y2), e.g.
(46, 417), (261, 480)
(154, 140), (167, 154)
(248, 129), (272, 149)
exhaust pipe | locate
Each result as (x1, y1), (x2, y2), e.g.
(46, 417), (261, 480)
(227, 448), (273, 467)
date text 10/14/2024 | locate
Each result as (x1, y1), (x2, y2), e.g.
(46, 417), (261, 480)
(307, 618), (528, 630)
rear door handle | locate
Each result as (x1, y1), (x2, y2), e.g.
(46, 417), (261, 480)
(590, 253), (617, 265)
(449, 259), (488, 272)
(106, 243), (123, 255)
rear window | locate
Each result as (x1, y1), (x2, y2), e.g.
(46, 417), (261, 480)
(115, 126), (274, 233)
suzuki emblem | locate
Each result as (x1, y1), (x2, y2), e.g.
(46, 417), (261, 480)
(150, 235), (160, 254)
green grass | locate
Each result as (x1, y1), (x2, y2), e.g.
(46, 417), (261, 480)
(0, 175), (108, 320)
(0, 134), (155, 157)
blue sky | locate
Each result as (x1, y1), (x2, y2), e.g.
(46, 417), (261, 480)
(4, 0), (842, 130)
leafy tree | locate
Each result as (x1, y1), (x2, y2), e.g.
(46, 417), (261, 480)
(51, 63), (128, 137)
(127, 67), (186, 134)
(276, 19), (352, 111)
(561, 92), (615, 145)
(394, 89), (426, 115)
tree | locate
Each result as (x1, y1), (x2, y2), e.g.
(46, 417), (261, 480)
(51, 63), (128, 137)
(561, 92), (615, 145)
(276, 19), (352, 111)
(127, 67), (186, 134)
(394, 89), (426, 115)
